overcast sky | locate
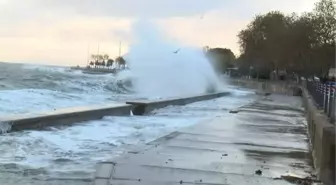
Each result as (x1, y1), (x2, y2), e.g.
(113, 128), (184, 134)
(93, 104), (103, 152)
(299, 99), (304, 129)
(0, 0), (316, 66)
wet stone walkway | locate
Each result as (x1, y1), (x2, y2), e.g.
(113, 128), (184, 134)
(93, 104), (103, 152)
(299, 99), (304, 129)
(95, 94), (316, 185)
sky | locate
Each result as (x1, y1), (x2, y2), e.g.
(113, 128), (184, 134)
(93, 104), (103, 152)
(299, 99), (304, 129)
(0, 0), (316, 66)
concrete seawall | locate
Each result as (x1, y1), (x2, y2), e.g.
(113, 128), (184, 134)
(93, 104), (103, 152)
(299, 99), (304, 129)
(1, 103), (132, 132)
(127, 92), (230, 115)
(0, 92), (229, 132)
(302, 87), (335, 185)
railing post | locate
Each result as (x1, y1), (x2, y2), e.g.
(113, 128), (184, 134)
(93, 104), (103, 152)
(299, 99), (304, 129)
(318, 83), (323, 108)
(330, 95), (335, 123)
(329, 87), (335, 122)
(326, 84), (331, 116)
(320, 83), (324, 108)
(323, 84), (327, 111)
(328, 84), (331, 112)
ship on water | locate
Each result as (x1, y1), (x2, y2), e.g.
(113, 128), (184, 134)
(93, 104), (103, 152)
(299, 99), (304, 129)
(70, 54), (128, 75)
(70, 42), (128, 75)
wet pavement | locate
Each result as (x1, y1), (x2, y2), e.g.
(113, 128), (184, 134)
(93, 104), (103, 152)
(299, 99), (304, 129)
(95, 94), (317, 185)
(0, 90), (254, 185)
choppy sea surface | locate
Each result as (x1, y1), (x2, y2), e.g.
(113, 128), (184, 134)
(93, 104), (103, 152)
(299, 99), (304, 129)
(0, 62), (138, 116)
(0, 62), (256, 185)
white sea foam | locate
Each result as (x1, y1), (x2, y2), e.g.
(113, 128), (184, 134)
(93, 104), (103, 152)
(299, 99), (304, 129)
(0, 93), (254, 184)
(0, 89), (134, 116)
(125, 20), (224, 97)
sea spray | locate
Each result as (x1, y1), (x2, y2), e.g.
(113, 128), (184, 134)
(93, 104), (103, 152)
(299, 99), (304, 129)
(0, 122), (12, 134)
(125, 19), (224, 97)
(0, 62), (135, 116)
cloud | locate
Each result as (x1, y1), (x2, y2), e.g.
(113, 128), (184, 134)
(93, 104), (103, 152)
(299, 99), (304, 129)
(39, 0), (224, 18)
(0, 16), (132, 65)
(36, 0), (316, 19)
(158, 10), (248, 55)
(159, 0), (317, 55)
(0, 0), (317, 65)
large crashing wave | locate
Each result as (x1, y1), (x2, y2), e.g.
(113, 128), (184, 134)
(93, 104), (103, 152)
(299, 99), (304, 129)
(124, 20), (224, 97)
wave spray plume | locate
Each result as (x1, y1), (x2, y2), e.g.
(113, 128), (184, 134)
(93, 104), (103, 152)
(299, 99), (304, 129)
(125, 20), (224, 97)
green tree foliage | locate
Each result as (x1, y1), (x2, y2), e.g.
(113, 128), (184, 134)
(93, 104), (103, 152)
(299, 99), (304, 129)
(206, 48), (236, 73)
(116, 56), (126, 65)
(236, 11), (291, 78)
(107, 59), (114, 67)
(237, 0), (336, 79)
(312, 0), (336, 73)
(116, 56), (127, 69)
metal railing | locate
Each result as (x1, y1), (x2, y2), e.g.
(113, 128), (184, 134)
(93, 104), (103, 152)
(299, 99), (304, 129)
(306, 80), (335, 123)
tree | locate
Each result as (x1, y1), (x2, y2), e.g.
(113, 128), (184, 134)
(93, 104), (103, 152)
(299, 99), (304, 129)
(91, 54), (97, 62)
(238, 11), (290, 77)
(98, 55), (104, 62)
(116, 56), (127, 69)
(206, 48), (236, 73)
(237, 0), (336, 79)
(312, 0), (336, 71)
(313, 0), (336, 45)
(103, 54), (109, 61)
(238, 13), (292, 78)
(107, 59), (114, 68)
(285, 13), (318, 77)
(90, 54), (96, 66)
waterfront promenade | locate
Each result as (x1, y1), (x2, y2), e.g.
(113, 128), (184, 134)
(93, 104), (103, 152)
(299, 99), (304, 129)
(95, 93), (319, 185)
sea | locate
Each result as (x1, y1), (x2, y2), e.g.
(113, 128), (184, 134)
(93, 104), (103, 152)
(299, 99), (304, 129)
(0, 62), (256, 185)
(0, 62), (138, 117)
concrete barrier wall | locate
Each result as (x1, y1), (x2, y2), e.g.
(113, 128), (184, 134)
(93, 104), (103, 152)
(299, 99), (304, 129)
(302, 88), (335, 185)
(0, 92), (229, 132)
(0, 103), (133, 132)
(126, 92), (230, 115)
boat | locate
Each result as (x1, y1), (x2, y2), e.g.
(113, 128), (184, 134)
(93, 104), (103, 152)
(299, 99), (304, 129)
(82, 67), (117, 74)
(69, 42), (127, 75)
(69, 65), (121, 74)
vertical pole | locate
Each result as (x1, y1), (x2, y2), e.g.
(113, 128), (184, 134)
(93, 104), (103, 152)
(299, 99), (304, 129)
(119, 41), (121, 57)
(323, 84), (326, 110)
(329, 82), (336, 123)
(87, 43), (90, 66)
(327, 83), (331, 116)
(97, 44), (100, 55)
(321, 83), (324, 108)
(324, 84), (328, 113)
(331, 90), (335, 122)
(329, 86), (334, 117)
(96, 44), (100, 69)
